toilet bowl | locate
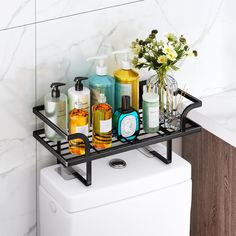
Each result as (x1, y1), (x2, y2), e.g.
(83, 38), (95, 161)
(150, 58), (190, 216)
(39, 144), (192, 236)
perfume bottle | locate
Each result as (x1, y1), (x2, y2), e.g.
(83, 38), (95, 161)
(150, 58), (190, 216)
(92, 93), (112, 149)
(113, 95), (140, 142)
(69, 101), (89, 155)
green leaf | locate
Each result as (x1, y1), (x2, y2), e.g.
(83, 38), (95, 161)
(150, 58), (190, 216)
(170, 65), (179, 70)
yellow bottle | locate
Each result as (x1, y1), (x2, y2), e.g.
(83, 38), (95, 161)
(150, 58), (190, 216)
(92, 93), (112, 149)
(69, 102), (89, 155)
(113, 50), (139, 111)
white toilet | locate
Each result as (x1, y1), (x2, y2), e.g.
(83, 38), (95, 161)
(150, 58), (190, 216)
(39, 144), (192, 236)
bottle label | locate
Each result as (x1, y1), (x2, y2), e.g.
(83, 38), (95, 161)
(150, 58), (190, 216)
(100, 118), (112, 133)
(69, 93), (89, 112)
(76, 125), (89, 136)
(121, 115), (136, 138)
(148, 107), (159, 128)
(116, 83), (132, 108)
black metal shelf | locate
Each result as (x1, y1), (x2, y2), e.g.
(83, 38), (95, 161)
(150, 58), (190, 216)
(33, 81), (202, 186)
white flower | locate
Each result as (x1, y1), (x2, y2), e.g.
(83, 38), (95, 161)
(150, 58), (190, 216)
(157, 55), (167, 64)
(166, 33), (177, 42)
(166, 50), (178, 61)
(132, 43), (141, 54)
(163, 44), (174, 54)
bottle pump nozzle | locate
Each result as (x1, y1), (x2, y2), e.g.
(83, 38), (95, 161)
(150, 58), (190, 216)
(74, 77), (88, 91)
(50, 82), (66, 98)
(87, 55), (108, 76)
(112, 49), (131, 70)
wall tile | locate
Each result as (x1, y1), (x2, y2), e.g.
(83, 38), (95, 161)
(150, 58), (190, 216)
(36, 0), (164, 103)
(0, 0), (35, 30)
(0, 25), (36, 236)
(36, 0), (144, 22)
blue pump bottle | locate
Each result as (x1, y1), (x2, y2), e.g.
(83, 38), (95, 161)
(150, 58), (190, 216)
(113, 95), (140, 142)
(87, 55), (115, 110)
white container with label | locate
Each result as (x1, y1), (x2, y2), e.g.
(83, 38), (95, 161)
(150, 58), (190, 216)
(142, 92), (159, 133)
(68, 77), (90, 122)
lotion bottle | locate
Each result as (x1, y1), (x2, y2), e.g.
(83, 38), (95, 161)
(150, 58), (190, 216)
(142, 91), (159, 133)
(113, 49), (139, 111)
(44, 82), (67, 141)
(87, 55), (115, 110)
(68, 77), (90, 120)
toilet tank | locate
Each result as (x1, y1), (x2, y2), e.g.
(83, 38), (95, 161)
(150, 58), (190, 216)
(39, 144), (192, 236)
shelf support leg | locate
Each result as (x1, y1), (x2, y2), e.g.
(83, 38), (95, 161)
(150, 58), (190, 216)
(166, 139), (172, 164)
(56, 141), (61, 164)
(148, 140), (172, 164)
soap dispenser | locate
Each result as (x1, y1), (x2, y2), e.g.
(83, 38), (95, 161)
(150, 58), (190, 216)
(68, 77), (90, 120)
(87, 55), (115, 110)
(113, 49), (140, 111)
(113, 95), (140, 142)
(44, 82), (68, 141)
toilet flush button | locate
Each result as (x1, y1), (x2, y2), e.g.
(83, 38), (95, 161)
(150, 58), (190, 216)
(49, 201), (57, 214)
(109, 159), (127, 169)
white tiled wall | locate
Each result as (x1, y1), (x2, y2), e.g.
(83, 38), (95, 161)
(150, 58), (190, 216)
(0, 0), (236, 235)
(0, 0), (35, 30)
(0, 25), (36, 235)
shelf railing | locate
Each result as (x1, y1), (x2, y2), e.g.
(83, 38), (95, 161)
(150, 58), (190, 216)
(33, 80), (202, 186)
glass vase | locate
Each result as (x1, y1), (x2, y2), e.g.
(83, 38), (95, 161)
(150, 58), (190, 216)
(164, 75), (181, 131)
(146, 74), (167, 123)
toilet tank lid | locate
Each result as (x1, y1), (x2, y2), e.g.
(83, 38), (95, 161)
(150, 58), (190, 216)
(40, 144), (191, 213)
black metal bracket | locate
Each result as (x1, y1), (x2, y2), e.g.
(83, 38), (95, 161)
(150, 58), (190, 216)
(67, 133), (92, 186)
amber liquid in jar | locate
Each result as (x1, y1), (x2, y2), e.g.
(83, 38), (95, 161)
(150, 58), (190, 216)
(69, 108), (89, 155)
(92, 102), (112, 149)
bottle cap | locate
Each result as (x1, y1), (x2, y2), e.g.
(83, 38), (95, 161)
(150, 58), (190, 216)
(50, 82), (66, 98)
(98, 93), (107, 103)
(122, 95), (131, 111)
(74, 77), (88, 91)
(87, 55), (108, 76)
(142, 92), (159, 103)
(113, 49), (131, 70)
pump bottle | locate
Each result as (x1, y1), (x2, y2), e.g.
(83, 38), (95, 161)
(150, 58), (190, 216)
(113, 49), (139, 111)
(44, 82), (68, 141)
(87, 55), (115, 110)
(68, 77), (90, 121)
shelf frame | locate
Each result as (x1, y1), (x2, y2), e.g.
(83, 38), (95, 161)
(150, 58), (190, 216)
(33, 81), (202, 186)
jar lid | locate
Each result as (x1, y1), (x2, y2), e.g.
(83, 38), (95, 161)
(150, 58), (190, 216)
(142, 92), (159, 103)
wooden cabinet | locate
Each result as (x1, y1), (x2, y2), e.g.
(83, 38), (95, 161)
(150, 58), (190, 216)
(182, 129), (236, 236)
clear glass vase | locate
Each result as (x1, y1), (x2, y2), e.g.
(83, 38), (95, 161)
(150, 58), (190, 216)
(146, 74), (166, 123)
(164, 75), (181, 131)
(146, 74), (181, 130)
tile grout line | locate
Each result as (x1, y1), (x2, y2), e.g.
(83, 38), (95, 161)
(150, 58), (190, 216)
(0, 0), (144, 32)
(34, 0), (38, 234)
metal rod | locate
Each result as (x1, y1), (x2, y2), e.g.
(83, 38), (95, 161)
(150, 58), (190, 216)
(66, 123), (201, 166)
(167, 140), (172, 163)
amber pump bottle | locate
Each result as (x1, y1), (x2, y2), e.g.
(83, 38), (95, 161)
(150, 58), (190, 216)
(69, 101), (89, 155)
(113, 50), (139, 111)
(92, 93), (112, 149)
